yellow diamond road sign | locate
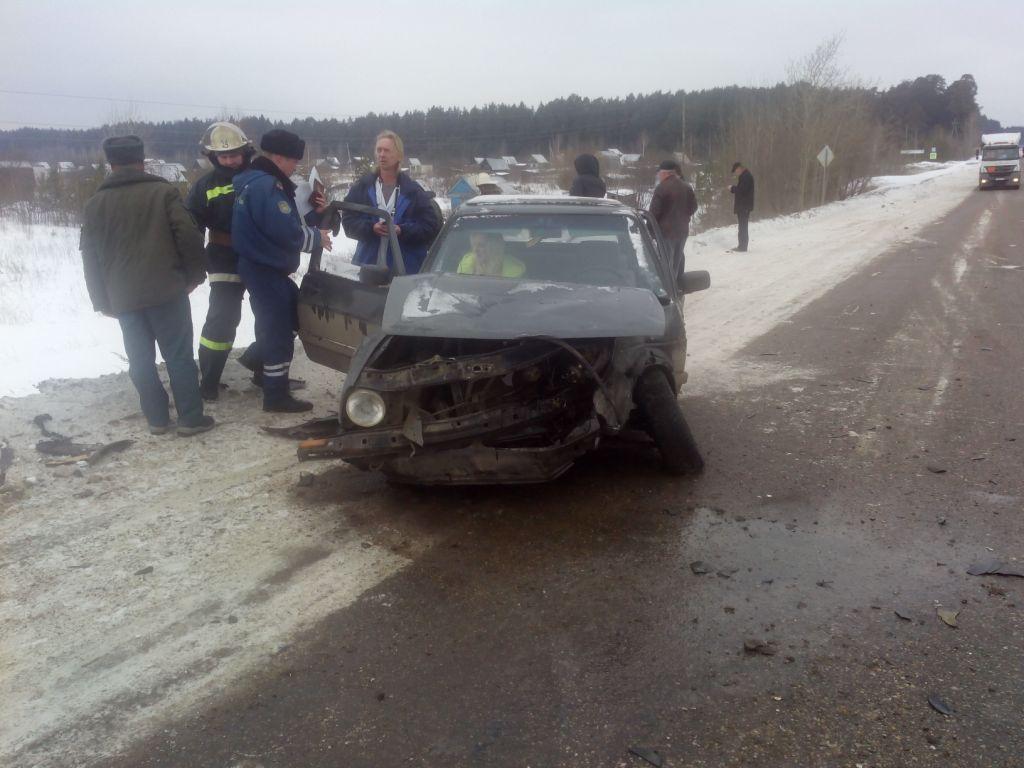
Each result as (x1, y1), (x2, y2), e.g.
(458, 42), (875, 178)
(817, 145), (834, 168)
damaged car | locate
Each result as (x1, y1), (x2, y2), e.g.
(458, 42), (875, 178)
(295, 195), (709, 485)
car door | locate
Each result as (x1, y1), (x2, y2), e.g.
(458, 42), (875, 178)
(635, 210), (688, 377)
(636, 210), (675, 291)
(297, 202), (406, 373)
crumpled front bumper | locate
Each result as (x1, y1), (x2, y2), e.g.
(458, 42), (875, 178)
(376, 418), (600, 485)
(298, 397), (600, 484)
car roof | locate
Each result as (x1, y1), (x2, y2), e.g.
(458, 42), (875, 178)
(456, 194), (635, 216)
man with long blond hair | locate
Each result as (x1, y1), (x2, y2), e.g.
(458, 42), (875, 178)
(341, 130), (441, 274)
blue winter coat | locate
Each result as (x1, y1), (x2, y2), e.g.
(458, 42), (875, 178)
(232, 157), (321, 275)
(342, 171), (441, 274)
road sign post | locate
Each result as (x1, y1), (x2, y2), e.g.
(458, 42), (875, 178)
(817, 145), (835, 205)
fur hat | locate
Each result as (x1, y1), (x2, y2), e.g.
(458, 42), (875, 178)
(102, 135), (145, 165)
(260, 129), (305, 160)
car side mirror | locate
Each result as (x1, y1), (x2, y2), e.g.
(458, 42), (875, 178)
(677, 270), (710, 295)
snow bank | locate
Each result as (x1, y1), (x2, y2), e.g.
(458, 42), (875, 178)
(870, 159), (974, 190)
(683, 160), (977, 392)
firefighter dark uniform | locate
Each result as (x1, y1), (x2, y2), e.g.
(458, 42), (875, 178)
(232, 130), (322, 412)
(186, 122), (258, 400)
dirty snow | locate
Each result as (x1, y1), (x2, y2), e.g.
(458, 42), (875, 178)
(0, 357), (433, 767)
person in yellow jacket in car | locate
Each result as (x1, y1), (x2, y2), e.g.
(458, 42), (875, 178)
(457, 232), (525, 277)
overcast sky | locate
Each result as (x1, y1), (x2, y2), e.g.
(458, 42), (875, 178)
(2, 0), (1022, 136)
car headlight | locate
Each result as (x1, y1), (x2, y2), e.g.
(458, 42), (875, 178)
(345, 389), (386, 427)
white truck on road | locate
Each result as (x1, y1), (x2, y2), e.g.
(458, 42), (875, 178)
(979, 132), (1021, 190)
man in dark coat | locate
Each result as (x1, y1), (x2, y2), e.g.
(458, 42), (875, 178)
(342, 131), (441, 275)
(649, 160), (698, 280)
(232, 129), (331, 413)
(80, 136), (214, 436)
(186, 121), (258, 401)
(729, 162), (755, 252)
(569, 153), (606, 198)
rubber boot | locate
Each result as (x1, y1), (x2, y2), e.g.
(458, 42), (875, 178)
(198, 346), (230, 401)
(237, 343), (261, 375)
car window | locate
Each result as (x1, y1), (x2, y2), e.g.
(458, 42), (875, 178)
(428, 213), (667, 296)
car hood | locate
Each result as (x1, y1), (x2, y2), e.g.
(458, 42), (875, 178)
(381, 273), (666, 339)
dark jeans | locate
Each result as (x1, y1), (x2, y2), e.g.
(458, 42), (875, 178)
(666, 226), (690, 282)
(117, 294), (204, 428)
(737, 210), (750, 251)
(663, 236), (688, 284)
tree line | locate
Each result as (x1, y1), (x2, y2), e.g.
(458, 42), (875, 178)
(1, 39), (1016, 221)
(0, 75), (1003, 170)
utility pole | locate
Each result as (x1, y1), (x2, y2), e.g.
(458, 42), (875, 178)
(680, 92), (687, 159)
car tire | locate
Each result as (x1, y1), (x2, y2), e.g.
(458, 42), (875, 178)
(636, 369), (704, 475)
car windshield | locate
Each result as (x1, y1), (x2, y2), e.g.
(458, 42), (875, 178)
(427, 212), (667, 296)
(982, 147), (1019, 161)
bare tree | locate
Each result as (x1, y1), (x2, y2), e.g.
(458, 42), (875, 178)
(718, 34), (890, 218)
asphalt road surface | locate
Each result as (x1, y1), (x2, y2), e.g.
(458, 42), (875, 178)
(99, 187), (1023, 767)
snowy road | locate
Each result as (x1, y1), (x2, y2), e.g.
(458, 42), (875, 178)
(4, 160), (1020, 767)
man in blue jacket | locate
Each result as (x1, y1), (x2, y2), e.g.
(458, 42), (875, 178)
(232, 129), (331, 412)
(342, 130), (441, 274)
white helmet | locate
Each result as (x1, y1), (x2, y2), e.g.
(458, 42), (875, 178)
(200, 122), (251, 154)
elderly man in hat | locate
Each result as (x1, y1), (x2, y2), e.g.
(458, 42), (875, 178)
(649, 159), (698, 280)
(80, 135), (215, 436)
(232, 129), (331, 413)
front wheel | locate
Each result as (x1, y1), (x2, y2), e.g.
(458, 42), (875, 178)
(635, 369), (704, 475)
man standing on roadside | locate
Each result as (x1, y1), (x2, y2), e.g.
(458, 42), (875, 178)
(729, 161), (755, 252)
(342, 130), (441, 275)
(649, 160), (698, 280)
(232, 129), (331, 413)
(186, 121), (258, 401)
(80, 136), (215, 436)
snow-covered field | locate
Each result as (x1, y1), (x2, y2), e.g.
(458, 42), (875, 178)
(0, 224), (358, 397)
(0, 161), (977, 398)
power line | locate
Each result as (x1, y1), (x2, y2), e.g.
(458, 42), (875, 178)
(0, 88), (362, 120)
(0, 119), (102, 130)
(0, 117), (647, 149)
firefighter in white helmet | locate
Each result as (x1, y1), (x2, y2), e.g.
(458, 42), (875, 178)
(186, 122), (261, 400)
